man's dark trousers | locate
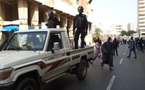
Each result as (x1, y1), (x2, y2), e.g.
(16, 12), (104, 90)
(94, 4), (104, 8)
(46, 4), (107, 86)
(74, 28), (86, 49)
(128, 48), (137, 58)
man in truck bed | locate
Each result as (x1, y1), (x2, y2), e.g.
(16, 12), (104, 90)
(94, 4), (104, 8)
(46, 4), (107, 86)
(73, 6), (88, 49)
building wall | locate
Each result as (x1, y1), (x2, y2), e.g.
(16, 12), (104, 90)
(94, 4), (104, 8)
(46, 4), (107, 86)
(111, 24), (123, 33)
(138, 0), (145, 38)
(127, 23), (135, 31)
(0, 0), (94, 45)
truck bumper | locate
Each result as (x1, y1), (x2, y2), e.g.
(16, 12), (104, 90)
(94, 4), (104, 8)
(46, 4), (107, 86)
(0, 82), (14, 90)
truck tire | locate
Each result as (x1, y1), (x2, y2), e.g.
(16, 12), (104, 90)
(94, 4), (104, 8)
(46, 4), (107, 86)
(76, 59), (88, 80)
(15, 77), (39, 90)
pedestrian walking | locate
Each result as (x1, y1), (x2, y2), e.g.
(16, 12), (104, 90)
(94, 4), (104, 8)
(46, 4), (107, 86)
(140, 38), (143, 52)
(89, 36), (102, 64)
(46, 10), (61, 28)
(101, 37), (114, 70)
(142, 39), (145, 53)
(96, 36), (102, 45)
(136, 38), (141, 51)
(73, 6), (88, 49)
(112, 38), (119, 56)
(127, 37), (137, 58)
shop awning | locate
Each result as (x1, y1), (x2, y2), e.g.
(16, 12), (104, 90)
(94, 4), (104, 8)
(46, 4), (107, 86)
(0, 26), (19, 32)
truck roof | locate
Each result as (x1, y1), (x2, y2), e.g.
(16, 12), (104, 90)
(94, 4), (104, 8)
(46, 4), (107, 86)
(14, 28), (66, 33)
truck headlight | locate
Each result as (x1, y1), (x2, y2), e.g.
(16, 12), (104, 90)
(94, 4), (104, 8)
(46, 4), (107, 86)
(0, 68), (13, 80)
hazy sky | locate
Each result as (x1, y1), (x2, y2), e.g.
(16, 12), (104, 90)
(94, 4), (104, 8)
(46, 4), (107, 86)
(91, 0), (137, 30)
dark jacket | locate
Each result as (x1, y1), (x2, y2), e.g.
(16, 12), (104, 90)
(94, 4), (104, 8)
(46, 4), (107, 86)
(113, 40), (119, 48)
(101, 41), (113, 55)
(46, 17), (60, 28)
(101, 41), (114, 66)
(73, 14), (88, 32)
(129, 39), (135, 49)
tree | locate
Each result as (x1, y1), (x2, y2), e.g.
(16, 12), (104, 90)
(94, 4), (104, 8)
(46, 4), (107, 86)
(120, 30), (136, 36)
(94, 28), (102, 36)
(127, 30), (136, 36)
(93, 28), (103, 42)
(120, 30), (127, 36)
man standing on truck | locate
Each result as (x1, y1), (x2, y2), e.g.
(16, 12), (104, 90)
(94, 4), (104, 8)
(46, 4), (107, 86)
(73, 6), (88, 49)
(46, 10), (61, 28)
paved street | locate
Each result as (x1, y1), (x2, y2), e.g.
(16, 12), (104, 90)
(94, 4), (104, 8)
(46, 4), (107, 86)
(43, 44), (145, 90)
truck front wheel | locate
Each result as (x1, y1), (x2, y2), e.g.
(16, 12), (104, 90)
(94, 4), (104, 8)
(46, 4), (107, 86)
(15, 77), (39, 90)
(76, 59), (88, 80)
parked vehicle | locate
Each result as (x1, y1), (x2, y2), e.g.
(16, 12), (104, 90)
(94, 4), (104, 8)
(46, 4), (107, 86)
(0, 28), (94, 90)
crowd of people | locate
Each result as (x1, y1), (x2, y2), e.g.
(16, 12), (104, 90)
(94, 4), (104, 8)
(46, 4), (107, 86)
(126, 37), (145, 58)
(89, 36), (120, 70)
(89, 36), (145, 70)
(134, 37), (145, 52)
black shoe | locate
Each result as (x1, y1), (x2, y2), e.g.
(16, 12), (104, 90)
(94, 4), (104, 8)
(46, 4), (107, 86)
(126, 56), (130, 58)
(110, 67), (113, 70)
(101, 63), (104, 67)
(134, 57), (137, 59)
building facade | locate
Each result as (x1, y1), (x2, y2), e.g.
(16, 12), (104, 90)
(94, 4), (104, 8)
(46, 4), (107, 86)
(127, 23), (136, 31)
(138, 0), (145, 38)
(111, 24), (123, 33)
(0, 0), (93, 45)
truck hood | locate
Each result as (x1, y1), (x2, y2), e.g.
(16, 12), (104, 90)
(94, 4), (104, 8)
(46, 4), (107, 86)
(0, 51), (43, 68)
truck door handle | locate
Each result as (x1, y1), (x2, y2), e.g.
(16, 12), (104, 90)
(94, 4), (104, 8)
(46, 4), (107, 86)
(47, 57), (55, 60)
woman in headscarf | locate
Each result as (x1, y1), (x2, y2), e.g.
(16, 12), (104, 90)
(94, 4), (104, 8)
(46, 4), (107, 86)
(90, 36), (102, 64)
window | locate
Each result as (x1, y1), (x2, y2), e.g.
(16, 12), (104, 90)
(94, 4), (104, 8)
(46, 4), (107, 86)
(76, 0), (79, 4)
(47, 32), (63, 51)
(5, 32), (47, 51)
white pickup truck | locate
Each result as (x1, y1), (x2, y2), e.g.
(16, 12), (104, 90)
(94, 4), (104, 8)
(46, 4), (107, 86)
(0, 29), (94, 90)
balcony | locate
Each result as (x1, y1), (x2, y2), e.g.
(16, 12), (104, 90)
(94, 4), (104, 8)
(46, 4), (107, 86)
(138, 27), (145, 29)
(139, 19), (145, 22)
(139, 0), (145, 4)
(139, 23), (145, 27)
(139, 12), (145, 14)
(139, 8), (145, 11)
(139, 18), (145, 21)
(139, 16), (145, 19)
(139, 21), (145, 24)
(139, 4), (145, 8)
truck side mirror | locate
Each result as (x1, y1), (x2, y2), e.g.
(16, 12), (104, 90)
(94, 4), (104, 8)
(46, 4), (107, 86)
(51, 42), (60, 53)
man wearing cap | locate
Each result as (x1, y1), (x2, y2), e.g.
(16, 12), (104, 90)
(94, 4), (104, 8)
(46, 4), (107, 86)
(73, 6), (88, 49)
(46, 10), (60, 28)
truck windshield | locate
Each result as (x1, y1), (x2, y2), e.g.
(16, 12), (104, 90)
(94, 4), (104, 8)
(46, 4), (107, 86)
(4, 32), (47, 51)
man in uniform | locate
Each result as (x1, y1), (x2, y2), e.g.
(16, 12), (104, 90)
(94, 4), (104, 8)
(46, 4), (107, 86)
(73, 6), (88, 49)
(46, 10), (61, 28)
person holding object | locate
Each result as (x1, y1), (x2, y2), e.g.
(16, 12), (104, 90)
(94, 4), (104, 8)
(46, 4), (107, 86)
(73, 6), (88, 49)
(46, 10), (61, 28)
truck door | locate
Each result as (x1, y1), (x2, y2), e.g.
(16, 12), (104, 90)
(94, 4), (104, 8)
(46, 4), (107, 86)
(43, 32), (70, 80)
